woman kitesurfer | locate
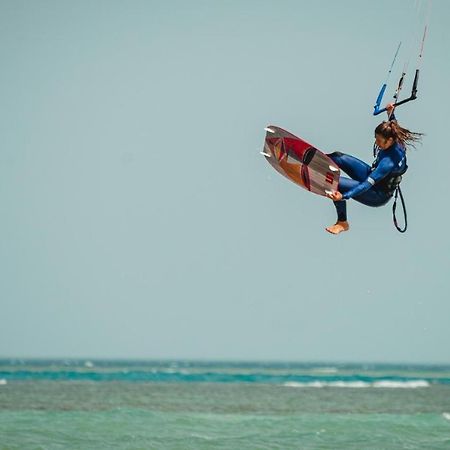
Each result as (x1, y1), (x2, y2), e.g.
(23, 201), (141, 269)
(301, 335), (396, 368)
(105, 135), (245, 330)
(325, 103), (422, 235)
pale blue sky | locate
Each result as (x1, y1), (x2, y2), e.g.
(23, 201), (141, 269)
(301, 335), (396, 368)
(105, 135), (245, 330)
(1, 0), (449, 363)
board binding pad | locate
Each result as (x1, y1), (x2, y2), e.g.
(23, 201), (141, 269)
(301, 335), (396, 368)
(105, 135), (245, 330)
(262, 125), (340, 197)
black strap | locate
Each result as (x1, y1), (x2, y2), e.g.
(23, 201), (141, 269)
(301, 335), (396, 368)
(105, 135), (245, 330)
(373, 143), (379, 158)
(392, 186), (407, 233)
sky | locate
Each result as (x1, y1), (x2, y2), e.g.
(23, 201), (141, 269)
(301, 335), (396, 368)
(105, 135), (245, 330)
(1, 0), (449, 364)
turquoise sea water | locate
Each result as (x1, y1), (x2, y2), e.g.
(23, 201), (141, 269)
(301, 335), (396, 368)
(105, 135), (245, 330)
(1, 360), (450, 449)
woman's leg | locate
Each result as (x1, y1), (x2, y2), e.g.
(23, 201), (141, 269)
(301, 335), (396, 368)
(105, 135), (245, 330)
(326, 153), (388, 234)
(325, 177), (354, 234)
(328, 177), (391, 234)
(328, 152), (372, 182)
(334, 200), (347, 222)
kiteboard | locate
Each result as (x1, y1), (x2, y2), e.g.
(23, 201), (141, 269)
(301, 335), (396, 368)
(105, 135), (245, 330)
(262, 125), (340, 197)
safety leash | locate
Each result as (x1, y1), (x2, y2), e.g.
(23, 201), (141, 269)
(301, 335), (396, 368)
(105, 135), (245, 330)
(392, 186), (407, 233)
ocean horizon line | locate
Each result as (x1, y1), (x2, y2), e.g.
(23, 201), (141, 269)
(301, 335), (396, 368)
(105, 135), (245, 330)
(1, 357), (450, 368)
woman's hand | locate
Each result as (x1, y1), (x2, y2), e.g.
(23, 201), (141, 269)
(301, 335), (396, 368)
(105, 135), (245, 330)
(326, 190), (343, 201)
(386, 102), (395, 116)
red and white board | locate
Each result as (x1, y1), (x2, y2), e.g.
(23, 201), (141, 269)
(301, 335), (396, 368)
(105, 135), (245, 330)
(262, 125), (340, 197)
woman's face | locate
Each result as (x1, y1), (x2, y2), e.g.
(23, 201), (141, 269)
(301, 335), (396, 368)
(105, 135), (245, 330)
(375, 134), (394, 150)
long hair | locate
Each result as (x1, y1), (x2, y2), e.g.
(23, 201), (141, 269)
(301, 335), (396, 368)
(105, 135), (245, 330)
(375, 120), (423, 149)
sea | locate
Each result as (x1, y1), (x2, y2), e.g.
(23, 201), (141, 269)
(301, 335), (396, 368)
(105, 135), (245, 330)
(1, 359), (450, 450)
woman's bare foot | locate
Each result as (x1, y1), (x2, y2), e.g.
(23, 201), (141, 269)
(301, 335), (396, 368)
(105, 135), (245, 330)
(326, 221), (350, 235)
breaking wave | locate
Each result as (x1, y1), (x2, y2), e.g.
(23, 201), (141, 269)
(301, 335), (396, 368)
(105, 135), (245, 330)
(283, 379), (430, 388)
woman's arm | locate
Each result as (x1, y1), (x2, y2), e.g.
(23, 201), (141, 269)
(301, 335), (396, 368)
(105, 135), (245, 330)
(342, 157), (395, 200)
(386, 103), (397, 121)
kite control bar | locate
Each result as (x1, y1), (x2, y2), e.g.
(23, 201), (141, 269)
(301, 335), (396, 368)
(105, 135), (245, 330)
(373, 68), (419, 116)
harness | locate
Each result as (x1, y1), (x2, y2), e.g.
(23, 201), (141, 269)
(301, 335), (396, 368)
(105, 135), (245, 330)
(378, 173), (404, 195)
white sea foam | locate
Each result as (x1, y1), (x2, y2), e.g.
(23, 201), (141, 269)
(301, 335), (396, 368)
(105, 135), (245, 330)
(329, 381), (368, 388)
(190, 433), (213, 440)
(283, 380), (430, 389)
(442, 412), (450, 421)
(283, 381), (325, 388)
(283, 381), (369, 388)
(0, 379), (7, 385)
(373, 380), (430, 389)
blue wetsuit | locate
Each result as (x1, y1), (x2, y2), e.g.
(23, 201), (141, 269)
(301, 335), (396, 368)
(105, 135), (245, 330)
(327, 124), (407, 222)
